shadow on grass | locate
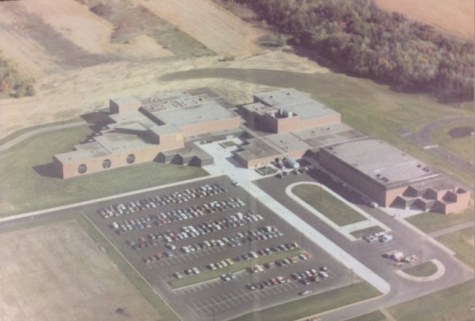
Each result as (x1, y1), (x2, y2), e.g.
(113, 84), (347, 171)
(33, 163), (62, 179)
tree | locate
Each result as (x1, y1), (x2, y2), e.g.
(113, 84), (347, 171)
(14, 85), (26, 98)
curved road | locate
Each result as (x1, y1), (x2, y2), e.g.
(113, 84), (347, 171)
(0, 121), (86, 152)
(401, 117), (474, 174)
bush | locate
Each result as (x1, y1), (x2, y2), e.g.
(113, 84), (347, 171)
(0, 52), (36, 98)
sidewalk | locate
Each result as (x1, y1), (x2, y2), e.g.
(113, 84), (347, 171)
(286, 182), (391, 241)
(0, 174), (215, 223)
(429, 221), (474, 238)
(199, 141), (391, 294)
(0, 121), (87, 152)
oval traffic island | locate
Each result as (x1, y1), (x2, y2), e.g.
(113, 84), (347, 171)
(396, 259), (445, 282)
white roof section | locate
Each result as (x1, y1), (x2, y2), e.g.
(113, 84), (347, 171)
(323, 138), (440, 187)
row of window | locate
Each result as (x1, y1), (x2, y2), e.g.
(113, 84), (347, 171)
(77, 154), (136, 174)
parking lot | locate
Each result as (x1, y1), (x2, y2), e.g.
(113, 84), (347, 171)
(87, 176), (354, 321)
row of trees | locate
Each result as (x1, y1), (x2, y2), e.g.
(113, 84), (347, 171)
(238, 0), (474, 99)
(0, 53), (35, 98)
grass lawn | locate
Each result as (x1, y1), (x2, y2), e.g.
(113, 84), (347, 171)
(231, 282), (381, 321)
(402, 261), (438, 277)
(0, 125), (207, 217)
(0, 118), (83, 147)
(406, 206), (474, 234)
(169, 247), (304, 289)
(76, 214), (181, 321)
(431, 121), (474, 165)
(350, 226), (384, 239)
(292, 184), (367, 226)
(437, 226), (474, 269)
(161, 68), (474, 189)
(387, 280), (474, 321)
(344, 311), (387, 321)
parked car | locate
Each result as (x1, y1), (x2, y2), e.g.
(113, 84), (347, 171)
(299, 290), (312, 296)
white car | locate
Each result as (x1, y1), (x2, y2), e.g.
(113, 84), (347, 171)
(299, 290), (312, 296)
(363, 234), (378, 242)
(318, 271), (329, 278)
(380, 235), (393, 242)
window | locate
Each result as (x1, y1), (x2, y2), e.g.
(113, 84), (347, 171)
(126, 154), (136, 164)
(102, 159), (112, 169)
(78, 164), (87, 174)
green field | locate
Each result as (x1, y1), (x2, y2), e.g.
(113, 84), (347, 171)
(161, 68), (474, 189)
(437, 227), (474, 269)
(431, 122), (474, 164)
(0, 125), (207, 217)
(231, 282), (381, 321)
(402, 261), (438, 277)
(0, 119), (84, 147)
(350, 226), (384, 239)
(406, 207), (474, 234)
(387, 280), (474, 321)
(344, 311), (387, 321)
(292, 184), (367, 226)
(169, 247), (304, 289)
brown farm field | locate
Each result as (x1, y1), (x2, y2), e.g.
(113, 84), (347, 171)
(375, 0), (474, 40)
(0, 220), (161, 321)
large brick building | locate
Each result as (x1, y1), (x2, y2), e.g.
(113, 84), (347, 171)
(53, 87), (470, 214)
(53, 88), (241, 178)
(319, 138), (470, 213)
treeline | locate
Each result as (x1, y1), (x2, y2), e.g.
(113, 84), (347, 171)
(238, 0), (474, 99)
(0, 53), (35, 98)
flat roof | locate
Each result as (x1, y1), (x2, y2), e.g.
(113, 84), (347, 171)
(261, 133), (312, 155)
(116, 123), (148, 132)
(94, 132), (154, 154)
(292, 123), (367, 149)
(322, 138), (440, 188)
(160, 142), (213, 160)
(150, 100), (238, 127)
(111, 96), (141, 106)
(242, 102), (276, 116)
(108, 111), (157, 129)
(141, 91), (191, 105)
(235, 138), (280, 161)
(147, 124), (182, 136)
(55, 142), (110, 163)
(254, 88), (310, 107)
(252, 88), (339, 120)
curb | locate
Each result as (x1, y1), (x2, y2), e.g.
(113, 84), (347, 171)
(396, 259), (445, 282)
(0, 174), (217, 223)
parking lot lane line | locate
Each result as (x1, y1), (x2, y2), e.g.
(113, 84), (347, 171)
(228, 299), (238, 307)
(244, 292), (254, 300)
(256, 290), (266, 298)
(268, 287), (278, 295)
(189, 306), (203, 319)
(274, 286), (282, 293)
(220, 298), (231, 309)
(198, 308), (208, 318)
(203, 306), (214, 315)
